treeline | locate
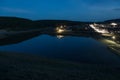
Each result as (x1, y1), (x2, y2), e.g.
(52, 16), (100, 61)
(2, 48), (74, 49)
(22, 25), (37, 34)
(0, 16), (119, 30)
(0, 17), (34, 30)
(35, 20), (90, 27)
(0, 17), (91, 30)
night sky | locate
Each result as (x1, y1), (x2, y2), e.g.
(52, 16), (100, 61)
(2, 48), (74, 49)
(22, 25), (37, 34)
(0, 0), (120, 21)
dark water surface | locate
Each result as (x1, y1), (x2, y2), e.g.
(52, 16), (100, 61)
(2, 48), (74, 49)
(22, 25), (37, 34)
(0, 34), (120, 64)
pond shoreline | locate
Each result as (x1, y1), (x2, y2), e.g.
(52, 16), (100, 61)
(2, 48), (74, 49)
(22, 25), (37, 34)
(0, 30), (120, 79)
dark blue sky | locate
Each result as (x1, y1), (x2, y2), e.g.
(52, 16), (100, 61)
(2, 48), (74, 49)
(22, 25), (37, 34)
(0, 0), (120, 21)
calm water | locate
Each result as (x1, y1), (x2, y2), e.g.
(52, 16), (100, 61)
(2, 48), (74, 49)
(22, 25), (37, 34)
(0, 34), (120, 64)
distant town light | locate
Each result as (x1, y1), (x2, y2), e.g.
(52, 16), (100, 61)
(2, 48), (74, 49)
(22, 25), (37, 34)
(60, 25), (64, 28)
(112, 36), (116, 40)
(93, 23), (97, 26)
(110, 23), (117, 26)
(56, 26), (65, 33)
(57, 29), (64, 33)
(89, 24), (109, 34)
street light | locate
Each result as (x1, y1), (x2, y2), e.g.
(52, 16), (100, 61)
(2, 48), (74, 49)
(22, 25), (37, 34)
(110, 23), (117, 27)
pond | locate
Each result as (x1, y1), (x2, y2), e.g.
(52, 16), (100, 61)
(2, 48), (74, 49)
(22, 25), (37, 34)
(0, 34), (120, 64)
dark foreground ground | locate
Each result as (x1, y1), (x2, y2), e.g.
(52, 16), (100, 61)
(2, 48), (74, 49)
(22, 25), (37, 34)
(0, 51), (120, 80)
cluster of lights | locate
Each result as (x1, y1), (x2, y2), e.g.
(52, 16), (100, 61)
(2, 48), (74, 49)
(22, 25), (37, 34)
(56, 26), (65, 33)
(57, 29), (65, 33)
(110, 23), (117, 26)
(90, 22), (118, 34)
(90, 24), (109, 34)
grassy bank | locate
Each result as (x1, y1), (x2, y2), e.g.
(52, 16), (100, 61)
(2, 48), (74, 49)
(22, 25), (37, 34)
(0, 51), (120, 80)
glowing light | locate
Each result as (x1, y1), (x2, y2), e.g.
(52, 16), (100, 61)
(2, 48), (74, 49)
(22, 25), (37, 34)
(57, 29), (64, 33)
(101, 39), (116, 44)
(56, 28), (65, 33)
(101, 34), (112, 37)
(57, 35), (64, 39)
(93, 23), (98, 26)
(60, 25), (64, 28)
(111, 23), (117, 26)
(112, 36), (116, 40)
(90, 24), (109, 34)
(56, 25), (65, 33)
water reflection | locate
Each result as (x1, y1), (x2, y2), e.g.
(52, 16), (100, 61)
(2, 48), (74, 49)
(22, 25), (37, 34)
(53, 33), (120, 55)
(98, 34), (120, 55)
(0, 31), (41, 46)
(0, 31), (120, 55)
(0, 32), (120, 64)
(56, 35), (64, 39)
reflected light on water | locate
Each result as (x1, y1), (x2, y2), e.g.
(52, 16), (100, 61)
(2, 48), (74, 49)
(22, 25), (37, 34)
(56, 35), (64, 39)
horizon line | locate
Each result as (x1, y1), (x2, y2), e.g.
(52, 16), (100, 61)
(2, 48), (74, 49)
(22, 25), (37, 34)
(0, 16), (120, 22)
